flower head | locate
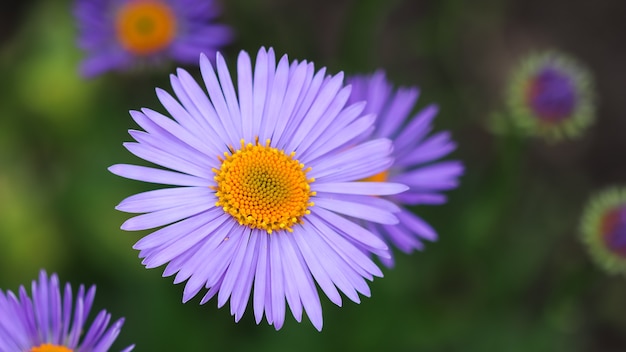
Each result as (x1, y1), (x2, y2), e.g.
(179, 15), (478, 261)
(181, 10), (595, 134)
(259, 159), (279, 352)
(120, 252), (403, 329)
(0, 270), (133, 352)
(505, 51), (595, 140)
(74, 0), (234, 78)
(110, 47), (408, 330)
(346, 71), (463, 267)
(580, 188), (626, 275)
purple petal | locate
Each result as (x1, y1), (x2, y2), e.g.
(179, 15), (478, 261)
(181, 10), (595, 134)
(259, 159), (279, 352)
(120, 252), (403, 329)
(314, 198), (399, 225)
(120, 199), (215, 231)
(313, 182), (407, 195)
(109, 164), (212, 187)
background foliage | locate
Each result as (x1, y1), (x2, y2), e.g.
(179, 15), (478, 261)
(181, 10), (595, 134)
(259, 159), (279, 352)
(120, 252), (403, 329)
(1, 0), (625, 350)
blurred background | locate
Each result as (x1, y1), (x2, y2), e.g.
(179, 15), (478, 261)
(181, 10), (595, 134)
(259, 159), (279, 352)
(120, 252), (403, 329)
(1, 0), (626, 350)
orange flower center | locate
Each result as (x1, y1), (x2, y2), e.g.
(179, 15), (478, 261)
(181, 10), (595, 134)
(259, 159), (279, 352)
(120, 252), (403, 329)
(30, 344), (73, 352)
(115, 0), (176, 55)
(212, 139), (315, 234)
(361, 170), (389, 183)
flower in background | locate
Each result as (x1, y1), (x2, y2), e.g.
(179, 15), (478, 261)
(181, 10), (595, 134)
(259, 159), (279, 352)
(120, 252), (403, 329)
(505, 51), (595, 140)
(74, 0), (234, 78)
(580, 188), (626, 275)
(110, 47), (408, 330)
(346, 71), (464, 268)
(0, 270), (133, 352)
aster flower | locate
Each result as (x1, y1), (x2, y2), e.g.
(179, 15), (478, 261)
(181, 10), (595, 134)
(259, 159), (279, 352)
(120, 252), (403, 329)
(505, 51), (595, 140)
(580, 188), (626, 275)
(0, 270), (133, 352)
(109, 47), (408, 330)
(74, 0), (234, 78)
(346, 71), (464, 267)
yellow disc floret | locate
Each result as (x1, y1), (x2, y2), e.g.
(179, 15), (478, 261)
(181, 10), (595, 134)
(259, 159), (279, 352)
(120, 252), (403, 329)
(30, 344), (73, 352)
(213, 139), (315, 234)
(361, 170), (389, 183)
(115, 0), (176, 55)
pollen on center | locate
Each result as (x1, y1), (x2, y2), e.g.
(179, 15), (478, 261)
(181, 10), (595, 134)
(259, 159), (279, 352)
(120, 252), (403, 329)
(212, 139), (315, 234)
(30, 344), (73, 352)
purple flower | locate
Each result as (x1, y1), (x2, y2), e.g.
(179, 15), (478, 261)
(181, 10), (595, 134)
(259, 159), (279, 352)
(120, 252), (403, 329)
(0, 270), (133, 352)
(581, 188), (626, 275)
(525, 66), (576, 122)
(346, 71), (464, 268)
(74, 0), (234, 78)
(110, 47), (408, 330)
(506, 51), (595, 140)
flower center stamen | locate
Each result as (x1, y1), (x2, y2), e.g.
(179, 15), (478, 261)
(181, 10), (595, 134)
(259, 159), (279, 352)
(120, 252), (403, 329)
(30, 344), (73, 352)
(115, 0), (176, 55)
(361, 170), (389, 183)
(212, 139), (315, 234)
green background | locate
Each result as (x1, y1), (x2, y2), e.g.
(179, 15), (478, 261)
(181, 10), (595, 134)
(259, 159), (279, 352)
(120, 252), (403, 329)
(1, 0), (625, 350)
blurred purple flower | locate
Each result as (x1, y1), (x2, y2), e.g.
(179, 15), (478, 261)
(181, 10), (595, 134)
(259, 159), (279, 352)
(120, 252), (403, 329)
(0, 270), (133, 352)
(110, 47), (409, 330)
(75, 0), (234, 78)
(581, 188), (626, 275)
(347, 71), (464, 268)
(506, 51), (595, 140)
